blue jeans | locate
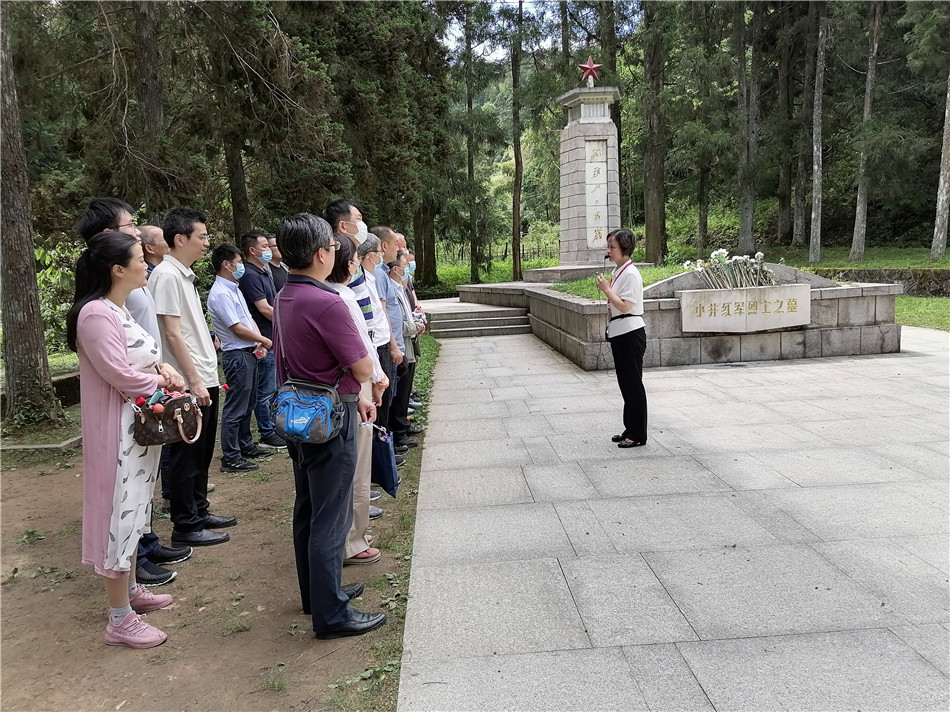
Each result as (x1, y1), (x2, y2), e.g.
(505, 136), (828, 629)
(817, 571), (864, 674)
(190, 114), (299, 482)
(254, 350), (278, 439)
(221, 349), (259, 461)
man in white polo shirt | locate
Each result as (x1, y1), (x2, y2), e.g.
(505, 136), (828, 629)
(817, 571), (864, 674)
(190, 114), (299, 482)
(150, 208), (236, 547)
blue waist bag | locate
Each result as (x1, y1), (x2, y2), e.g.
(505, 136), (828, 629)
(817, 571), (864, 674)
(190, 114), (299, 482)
(273, 378), (349, 444)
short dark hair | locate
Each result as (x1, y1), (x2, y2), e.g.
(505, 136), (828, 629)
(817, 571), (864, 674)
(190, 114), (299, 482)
(327, 234), (356, 284)
(322, 199), (356, 232)
(75, 198), (135, 242)
(163, 207), (206, 248)
(240, 230), (268, 257)
(607, 228), (635, 257)
(369, 225), (395, 243)
(211, 243), (242, 273)
(66, 232), (139, 350)
(276, 213), (333, 270)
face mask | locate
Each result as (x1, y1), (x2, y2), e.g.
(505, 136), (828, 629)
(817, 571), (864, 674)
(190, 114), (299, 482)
(354, 220), (369, 245)
(408, 260), (417, 275)
(259, 248), (273, 264)
(231, 262), (246, 280)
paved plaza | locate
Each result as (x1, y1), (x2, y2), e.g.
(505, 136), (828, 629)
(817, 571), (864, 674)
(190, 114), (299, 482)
(397, 320), (949, 711)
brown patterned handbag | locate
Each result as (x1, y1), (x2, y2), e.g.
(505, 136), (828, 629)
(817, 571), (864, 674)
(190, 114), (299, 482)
(130, 393), (203, 447)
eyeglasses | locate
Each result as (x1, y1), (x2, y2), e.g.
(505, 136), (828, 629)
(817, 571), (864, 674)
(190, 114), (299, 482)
(113, 219), (139, 230)
(324, 240), (340, 251)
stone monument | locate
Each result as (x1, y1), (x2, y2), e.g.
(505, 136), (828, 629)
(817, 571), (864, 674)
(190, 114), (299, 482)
(524, 57), (624, 283)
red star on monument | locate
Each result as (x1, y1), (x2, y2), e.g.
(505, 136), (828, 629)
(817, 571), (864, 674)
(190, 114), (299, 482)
(579, 56), (603, 83)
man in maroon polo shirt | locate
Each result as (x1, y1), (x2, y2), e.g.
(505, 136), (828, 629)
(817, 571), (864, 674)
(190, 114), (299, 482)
(272, 213), (387, 639)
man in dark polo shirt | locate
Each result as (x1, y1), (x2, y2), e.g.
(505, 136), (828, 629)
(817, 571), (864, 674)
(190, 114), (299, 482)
(238, 231), (285, 449)
(273, 213), (386, 640)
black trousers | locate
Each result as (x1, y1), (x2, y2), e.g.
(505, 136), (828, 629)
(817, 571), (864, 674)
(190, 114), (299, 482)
(388, 358), (415, 439)
(167, 386), (220, 532)
(288, 402), (357, 632)
(609, 328), (648, 443)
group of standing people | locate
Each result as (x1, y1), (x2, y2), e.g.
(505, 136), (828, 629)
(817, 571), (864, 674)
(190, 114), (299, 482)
(69, 196), (426, 648)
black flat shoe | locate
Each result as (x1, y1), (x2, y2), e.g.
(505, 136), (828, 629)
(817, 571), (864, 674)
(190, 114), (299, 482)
(314, 610), (387, 639)
(618, 439), (645, 449)
(611, 434), (625, 443)
(202, 513), (238, 528)
(341, 582), (365, 600)
(171, 528), (230, 546)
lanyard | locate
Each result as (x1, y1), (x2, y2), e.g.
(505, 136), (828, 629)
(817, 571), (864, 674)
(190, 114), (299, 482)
(610, 260), (632, 287)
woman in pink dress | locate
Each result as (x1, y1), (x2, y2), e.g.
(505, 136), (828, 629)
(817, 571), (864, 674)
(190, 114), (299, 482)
(66, 231), (185, 648)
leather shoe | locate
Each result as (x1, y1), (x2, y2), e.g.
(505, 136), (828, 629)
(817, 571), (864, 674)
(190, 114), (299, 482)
(618, 439), (645, 449)
(202, 514), (237, 528)
(171, 528), (230, 546)
(315, 610), (387, 639)
(406, 426), (425, 436)
(610, 434), (625, 443)
(341, 582), (364, 600)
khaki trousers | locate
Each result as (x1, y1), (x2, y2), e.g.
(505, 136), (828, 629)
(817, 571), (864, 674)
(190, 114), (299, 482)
(344, 381), (373, 558)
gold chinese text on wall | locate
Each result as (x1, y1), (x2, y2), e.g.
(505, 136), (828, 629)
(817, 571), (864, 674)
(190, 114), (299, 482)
(677, 284), (811, 333)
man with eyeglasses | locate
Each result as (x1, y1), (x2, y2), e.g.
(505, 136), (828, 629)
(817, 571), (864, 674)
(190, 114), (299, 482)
(272, 213), (386, 640)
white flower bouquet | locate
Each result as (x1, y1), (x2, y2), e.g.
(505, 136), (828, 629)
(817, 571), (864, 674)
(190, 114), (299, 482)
(682, 250), (777, 290)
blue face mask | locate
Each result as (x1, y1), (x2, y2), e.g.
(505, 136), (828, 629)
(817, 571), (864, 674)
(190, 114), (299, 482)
(231, 262), (246, 280)
(259, 249), (273, 264)
(408, 260), (417, 275)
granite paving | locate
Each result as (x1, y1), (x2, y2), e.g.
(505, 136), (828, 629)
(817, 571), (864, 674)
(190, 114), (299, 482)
(398, 323), (950, 711)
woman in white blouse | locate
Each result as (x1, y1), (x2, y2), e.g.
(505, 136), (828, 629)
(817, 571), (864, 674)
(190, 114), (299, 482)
(595, 228), (648, 448)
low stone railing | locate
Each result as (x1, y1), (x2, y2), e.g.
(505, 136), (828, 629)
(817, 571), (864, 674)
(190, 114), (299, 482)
(457, 277), (902, 371)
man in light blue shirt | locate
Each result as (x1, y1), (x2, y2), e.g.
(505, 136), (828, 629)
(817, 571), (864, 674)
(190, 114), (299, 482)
(207, 244), (272, 473)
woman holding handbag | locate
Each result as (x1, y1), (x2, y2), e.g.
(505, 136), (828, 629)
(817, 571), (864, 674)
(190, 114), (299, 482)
(66, 232), (185, 648)
(595, 228), (648, 448)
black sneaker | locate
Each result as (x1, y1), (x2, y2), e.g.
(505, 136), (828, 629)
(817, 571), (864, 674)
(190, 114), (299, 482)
(395, 438), (418, 449)
(259, 434), (287, 449)
(137, 560), (177, 587)
(241, 446), (272, 459)
(221, 458), (259, 473)
(149, 544), (193, 566)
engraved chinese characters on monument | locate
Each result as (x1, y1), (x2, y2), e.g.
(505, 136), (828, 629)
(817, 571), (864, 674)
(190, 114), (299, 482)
(679, 284), (811, 333)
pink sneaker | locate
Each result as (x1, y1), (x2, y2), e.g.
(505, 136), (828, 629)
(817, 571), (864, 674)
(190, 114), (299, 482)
(130, 586), (172, 613)
(104, 611), (167, 649)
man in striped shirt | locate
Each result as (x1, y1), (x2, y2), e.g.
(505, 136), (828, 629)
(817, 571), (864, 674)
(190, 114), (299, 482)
(323, 199), (373, 322)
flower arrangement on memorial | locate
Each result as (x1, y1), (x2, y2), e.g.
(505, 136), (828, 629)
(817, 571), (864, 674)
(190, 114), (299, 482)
(682, 250), (777, 290)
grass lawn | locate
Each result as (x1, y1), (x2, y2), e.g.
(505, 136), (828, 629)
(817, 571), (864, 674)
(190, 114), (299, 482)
(549, 265), (687, 300)
(896, 296), (950, 331)
(763, 246), (950, 269)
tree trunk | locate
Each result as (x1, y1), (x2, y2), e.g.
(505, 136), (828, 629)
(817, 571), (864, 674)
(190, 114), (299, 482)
(809, 4), (827, 264)
(224, 135), (252, 240)
(933, 68), (950, 261)
(642, 1), (667, 264)
(850, 1), (881, 262)
(560, 0), (570, 84)
(735, 2), (760, 256)
(1, 6), (60, 425)
(793, 153), (808, 246)
(777, 33), (793, 243)
(598, 1), (622, 223)
(697, 162), (709, 260)
(135, 1), (163, 136)
(414, 198), (439, 284)
(793, 1), (817, 248)
(511, 0), (523, 281)
(465, 10), (479, 284)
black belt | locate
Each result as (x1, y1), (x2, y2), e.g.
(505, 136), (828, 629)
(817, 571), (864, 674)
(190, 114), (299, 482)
(228, 346), (258, 353)
(609, 313), (642, 322)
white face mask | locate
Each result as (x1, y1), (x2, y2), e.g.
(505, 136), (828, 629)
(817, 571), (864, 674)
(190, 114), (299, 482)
(355, 220), (369, 245)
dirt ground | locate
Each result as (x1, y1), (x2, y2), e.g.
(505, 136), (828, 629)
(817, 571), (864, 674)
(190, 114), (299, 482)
(1, 441), (413, 712)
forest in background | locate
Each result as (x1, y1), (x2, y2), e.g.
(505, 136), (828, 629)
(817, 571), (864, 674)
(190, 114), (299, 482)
(2, 0), (949, 424)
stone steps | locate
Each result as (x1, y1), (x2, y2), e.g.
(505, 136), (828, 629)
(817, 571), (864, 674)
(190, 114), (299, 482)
(427, 307), (530, 339)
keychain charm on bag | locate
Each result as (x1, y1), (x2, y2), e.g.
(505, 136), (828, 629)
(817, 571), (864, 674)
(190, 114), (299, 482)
(130, 389), (203, 447)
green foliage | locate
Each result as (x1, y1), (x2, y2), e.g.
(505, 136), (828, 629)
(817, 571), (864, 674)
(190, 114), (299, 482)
(550, 266), (688, 300)
(33, 242), (81, 352)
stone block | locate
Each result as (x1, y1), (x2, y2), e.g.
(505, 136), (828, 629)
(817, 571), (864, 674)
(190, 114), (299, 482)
(822, 286), (863, 299)
(659, 337), (700, 366)
(740, 332), (782, 362)
(643, 338), (660, 368)
(875, 295), (896, 323)
(644, 309), (682, 339)
(780, 330), (806, 360)
(810, 298), (838, 327)
(821, 326), (861, 357)
(804, 328), (822, 358)
(643, 300), (660, 312)
(861, 324), (901, 354)
(700, 335), (741, 364)
(861, 283), (903, 296)
(838, 296), (876, 326)
(656, 298), (680, 310)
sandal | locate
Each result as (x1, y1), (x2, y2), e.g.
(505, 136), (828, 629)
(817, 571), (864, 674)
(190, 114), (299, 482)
(618, 439), (645, 449)
(344, 548), (381, 565)
(610, 434), (625, 443)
